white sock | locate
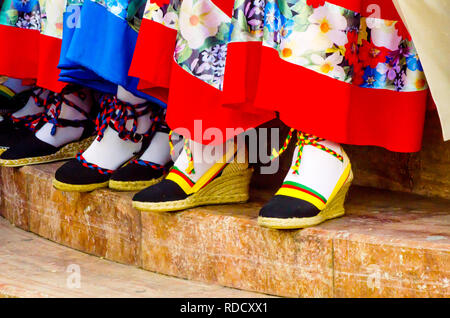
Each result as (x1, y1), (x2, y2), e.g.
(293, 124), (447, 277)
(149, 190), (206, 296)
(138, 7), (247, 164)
(116, 85), (146, 104)
(35, 90), (93, 147)
(281, 138), (346, 202)
(82, 87), (153, 170)
(139, 131), (172, 165)
(12, 89), (50, 119)
(3, 78), (32, 94)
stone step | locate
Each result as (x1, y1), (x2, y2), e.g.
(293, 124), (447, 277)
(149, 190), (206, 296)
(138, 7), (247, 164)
(0, 163), (449, 298)
(0, 218), (268, 298)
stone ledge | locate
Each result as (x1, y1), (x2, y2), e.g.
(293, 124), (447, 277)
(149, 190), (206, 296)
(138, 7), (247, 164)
(0, 163), (449, 297)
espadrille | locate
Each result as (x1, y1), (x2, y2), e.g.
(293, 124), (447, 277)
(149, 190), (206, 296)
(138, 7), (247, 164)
(0, 88), (48, 153)
(258, 130), (353, 229)
(109, 121), (173, 191)
(108, 159), (171, 191)
(53, 95), (165, 192)
(132, 143), (253, 212)
(0, 89), (96, 167)
(0, 85), (33, 115)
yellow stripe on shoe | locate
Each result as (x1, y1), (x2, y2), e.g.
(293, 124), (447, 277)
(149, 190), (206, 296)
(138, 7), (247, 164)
(52, 178), (109, 192)
(258, 149), (353, 229)
(108, 175), (164, 192)
(0, 136), (95, 167)
(133, 145), (252, 213)
(166, 141), (238, 195)
(0, 85), (15, 99)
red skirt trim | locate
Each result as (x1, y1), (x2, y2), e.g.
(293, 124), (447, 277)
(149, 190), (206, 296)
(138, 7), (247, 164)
(224, 43), (428, 152)
(0, 25), (65, 92)
(36, 34), (66, 93)
(133, 5), (423, 152)
(0, 25), (39, 80)
(129, 19), (177, 103)
(165, 60), (273, 145)
(309, 0), (401, 20)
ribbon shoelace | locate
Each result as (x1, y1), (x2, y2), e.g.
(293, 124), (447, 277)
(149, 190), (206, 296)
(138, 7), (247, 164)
(271, 129), (344, 175)
(169, 131), (195, 175)
(76, 95), (166, 175)
(10, 89), (48, 131)
(95, 95), (155, 143)
(130, 159), (168, 172)
(11, 90), (92, 135)
(76, 152), (114, 175)
(42, 93), (92, 136)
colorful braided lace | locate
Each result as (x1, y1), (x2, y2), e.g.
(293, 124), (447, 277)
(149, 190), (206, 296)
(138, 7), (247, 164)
(168, 132), (195, 175)
(130, 159), (168, 172)
(76, 152), (114, 175)
(10, 89), (48, 131)
(95, 95), (153, 143)
(271, 130), (344, 175)
(42, 93), (92, 135)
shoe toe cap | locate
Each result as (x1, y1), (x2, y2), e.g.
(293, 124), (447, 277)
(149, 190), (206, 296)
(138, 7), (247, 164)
(55, 159), (110, 185)
(259, 195), (320, 219)
(133, 179), (188, 203)
(111, 162), (164, 182)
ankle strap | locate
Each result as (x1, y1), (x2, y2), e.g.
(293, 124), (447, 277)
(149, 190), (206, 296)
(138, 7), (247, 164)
(130, 159), (171, 172)
(10, 89), (48, 131)
(76, 152), (114, 175)
(42, 92), (94, 136)
(95, 95), (158, 143)
(271, 129), (343, 175)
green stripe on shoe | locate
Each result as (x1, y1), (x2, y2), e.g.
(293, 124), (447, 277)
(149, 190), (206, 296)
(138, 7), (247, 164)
(282, 181), (327, 203)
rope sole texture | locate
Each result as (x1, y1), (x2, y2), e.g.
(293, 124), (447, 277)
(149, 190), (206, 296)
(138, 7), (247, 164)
(258, 169), (354, 229)
(0, 136), (95, 167)
(52, 178), (109, 192)
(133, 168), (253, 212)
(109, 175), (165, 192)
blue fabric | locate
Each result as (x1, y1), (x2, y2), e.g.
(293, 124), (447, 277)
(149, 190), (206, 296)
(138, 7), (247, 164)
(58, 1), (166, 107)
(58, 10), (118, 94)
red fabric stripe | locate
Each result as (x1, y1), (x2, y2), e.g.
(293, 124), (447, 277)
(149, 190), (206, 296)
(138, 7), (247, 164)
(137, 81), (170, 104)
(36, 34), (66, 93)
(165, 61), (274, 145)
(129, 19), (176, 102)
(281, 184), (326, 204)
(223, 43), (427, 152)
(254, 47), (428, 152)
(171, 168), (195, 187)
(319, 1), (401, 20)
(0, 25), (39, 80)
(212, 0), (235, 17)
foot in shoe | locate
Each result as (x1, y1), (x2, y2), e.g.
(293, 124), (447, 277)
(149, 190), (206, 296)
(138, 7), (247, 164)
(53, 88), (162, 192)
(258, 130), (353, 229)
(109, 121), (177, 191)
(132, 138), (253, 212)
(0, 78), (32, 114)
(0, 87), (48, 139)
(0, 87), (95, 166)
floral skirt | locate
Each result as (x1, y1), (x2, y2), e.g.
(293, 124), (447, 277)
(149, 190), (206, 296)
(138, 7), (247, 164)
(131, 0), (430, 152)
(0, 0), (66, 92)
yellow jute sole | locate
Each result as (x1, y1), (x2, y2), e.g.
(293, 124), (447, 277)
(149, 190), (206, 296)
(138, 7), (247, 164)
(133, 168), (253, 212)
(52, 178), (109, 192)
(258, 170), (354, 229)
(0, 136), (95, 167)
(109, 175), (164, 192)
